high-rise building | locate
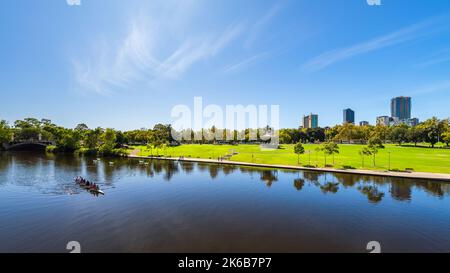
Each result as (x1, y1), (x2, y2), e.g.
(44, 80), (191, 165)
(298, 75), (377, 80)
(391, 96), (411, 120)
(376, 116), (390, 126)
(343, 108), (355, 124)
(406, 118), (419, 127)
(359, 121), (369, 126)
(303, 114), (318, 129)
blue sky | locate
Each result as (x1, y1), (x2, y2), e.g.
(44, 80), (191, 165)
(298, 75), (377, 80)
(1, 0), (450, 130)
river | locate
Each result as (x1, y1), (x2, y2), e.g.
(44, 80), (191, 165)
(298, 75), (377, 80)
(0, 152), (449, 252)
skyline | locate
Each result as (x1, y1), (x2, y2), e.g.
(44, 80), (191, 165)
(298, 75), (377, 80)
(1, 0), (450, 130)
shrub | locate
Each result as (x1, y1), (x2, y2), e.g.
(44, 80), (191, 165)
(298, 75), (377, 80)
(45, 145), (57, 153)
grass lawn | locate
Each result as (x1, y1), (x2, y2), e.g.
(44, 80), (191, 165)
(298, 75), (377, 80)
(130, 143), (450, 174)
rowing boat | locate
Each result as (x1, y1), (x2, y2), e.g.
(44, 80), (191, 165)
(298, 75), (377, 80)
(75, 178), (105, 195)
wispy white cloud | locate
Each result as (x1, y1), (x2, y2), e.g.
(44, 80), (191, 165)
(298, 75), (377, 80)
(302, 17), (446, 73)
(416, 48), (450, 67)
(244, 4), (282, 49)
(224, 51), (271, 74)
(407, 80), (450, 96)
(72, 4), (244, 94)
(155, 24), (244, 79)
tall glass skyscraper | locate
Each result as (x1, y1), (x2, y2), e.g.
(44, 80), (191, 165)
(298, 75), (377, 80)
(303, 114), (318, 128)
(391, 96), (411, 120)
(343, 108), (355, 124)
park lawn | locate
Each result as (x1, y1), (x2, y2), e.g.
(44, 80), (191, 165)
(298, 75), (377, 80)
(131, 144), (450, 174)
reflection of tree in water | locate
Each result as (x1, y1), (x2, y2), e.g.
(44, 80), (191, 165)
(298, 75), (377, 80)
(152, 159), (164, 174)
(222, 164), (237, 175)
(333, 173), (359, 188)
(238, 166), (259, 180)
(389, 179), (412, 201)
(303, 171), (323, 184)
(444, 184), (450, 195)
(358, 185), (385, 203)
(320, 182), (339, 194)
(208, 164), (220, 179)
(0, 154), (12, 185)
(293, 178), (305, 191)
(360, 175), (390, 186)
(102, 159), (116, 184)
(162, 161), (179, 181)
(180, 161), (195, 174)
(260, 170), (278, 187)
(414, 180), (446, 198)
(126, 158), (154, 177)
(197, 163), (209, 173)
(54, 153), (81, 171)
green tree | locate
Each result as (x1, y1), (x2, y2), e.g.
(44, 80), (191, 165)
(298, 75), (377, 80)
(55, 128), (79, 152)
(99, 128), (117, 155)
(407, 126), (424, 146)
(323, 141), (340, 165)
(325, 125), (341, 142)
(85, 127), (103, 150)
(368, 136), (384, 166)
(359, 147), (372, 168)
(371, 125), (388, 143)
(389, 124), (409, 145)
(442, 131), (450, 147)
(14, 118), (41, 141)
(293, 142), (305, 165)
(0, 120), (12, 145)
(419, 117), (447, 148)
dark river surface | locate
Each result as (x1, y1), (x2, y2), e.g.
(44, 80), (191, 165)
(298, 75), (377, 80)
(0, 152), (449, 253)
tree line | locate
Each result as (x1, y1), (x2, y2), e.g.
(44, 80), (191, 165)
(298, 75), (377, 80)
(1, 117), (449, 155)
(280, 117), (450, 148)
(0, 118), (174, 156)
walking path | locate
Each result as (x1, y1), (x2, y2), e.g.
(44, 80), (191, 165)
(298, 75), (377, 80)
(128, 154), (450, 182)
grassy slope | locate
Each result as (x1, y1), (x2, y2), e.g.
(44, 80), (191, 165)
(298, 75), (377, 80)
(131, 143), (450, 174)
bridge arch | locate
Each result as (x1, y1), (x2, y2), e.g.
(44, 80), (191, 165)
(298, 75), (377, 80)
(5, 142), (49, 151)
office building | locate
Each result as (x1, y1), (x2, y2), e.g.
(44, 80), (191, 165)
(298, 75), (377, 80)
(303, 114), (318, 129)
(343, 108), (355, 124)
(391, 96), (411, 120)
(406, 118), (419, 127)
(376, 116), (390, 126)
(359, 121), (369, 126)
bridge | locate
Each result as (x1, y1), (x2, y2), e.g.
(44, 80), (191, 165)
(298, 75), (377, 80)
(2, 140), (54, 151)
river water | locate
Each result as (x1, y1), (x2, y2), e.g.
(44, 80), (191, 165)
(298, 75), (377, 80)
(0, 152), (449, 253)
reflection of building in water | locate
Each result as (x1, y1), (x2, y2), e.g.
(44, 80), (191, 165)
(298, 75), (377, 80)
(442, 184), (450, 195)
(390, 182), (412, 201)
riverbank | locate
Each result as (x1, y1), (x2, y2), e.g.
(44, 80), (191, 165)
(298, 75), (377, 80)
(131, 143), (450, 174)
(128, 154), (450, 182)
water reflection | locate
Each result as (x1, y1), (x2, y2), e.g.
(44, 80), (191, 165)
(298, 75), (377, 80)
(0, 152), (449, 203)
(358, 185), (385, 203)
(1, 152), (450, 253)
(293, 178), (305, 191)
